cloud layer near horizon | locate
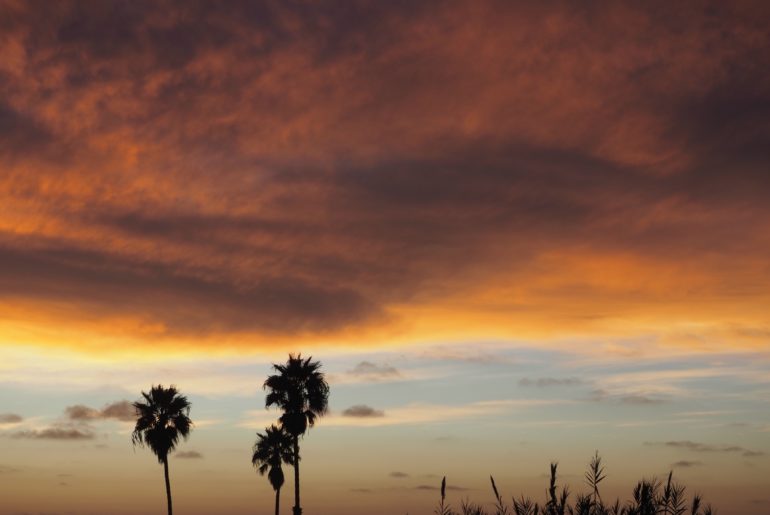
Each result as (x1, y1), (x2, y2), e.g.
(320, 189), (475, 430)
(1, 1), (769, 353)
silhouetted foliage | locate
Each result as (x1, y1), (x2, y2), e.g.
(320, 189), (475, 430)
(461, 498), (488, 515)
(131, 385), (192, 515)
(253, 424), (295, 515)
(440, 455), (716, 515)
(585, 451), (606, 511)
(435, 476), (453, 515)
(264, 354), (329, 515)
(491, 475), (509, 515)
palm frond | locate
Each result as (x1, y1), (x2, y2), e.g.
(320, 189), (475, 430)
(130, 384), (193, 464)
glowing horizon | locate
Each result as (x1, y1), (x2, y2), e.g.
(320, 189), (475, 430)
(1, 1), (769, 514)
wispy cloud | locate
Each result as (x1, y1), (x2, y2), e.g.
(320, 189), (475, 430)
(65, 400), (135, 422)
(519, 377), (583, 387)
(418, 345), (512, 364)
(415, 484), (470, 492)
(0, 348), (279, 396)
(0, 413), (23, 426)
(341, 405), (385, 418)
(175, 450), (203, 459)
(671, 460), (704, 468)
(9, 424), (95, 441)
(0, 401), (141, 442)
(326, 361), (406, 386)
(324, 359), (449, 386)
(599, 368), (744, 394)
(646, 441), (765, 458)
(348, 361), (401, 379)
(589, 389), (667, 405)
(619, 394), (666, 405)
(241, 398), (562, 429)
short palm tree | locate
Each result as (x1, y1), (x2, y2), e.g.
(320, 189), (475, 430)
(252, 424), (295, 515)
(264, 354), (329, 515)
(131, 385), (192, 515)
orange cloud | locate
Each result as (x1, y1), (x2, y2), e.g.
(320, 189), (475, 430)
(0, 1), (768, 355)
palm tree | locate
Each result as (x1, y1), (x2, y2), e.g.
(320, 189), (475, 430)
(131, 385), (192, 515)
(252, 424), (295, 515)
(264, 354), (329, 515)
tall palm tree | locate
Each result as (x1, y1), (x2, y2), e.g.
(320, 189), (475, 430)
(131, 385), (192, 515)
(264, 354), (329, 515)
(252, 424), (295, 515)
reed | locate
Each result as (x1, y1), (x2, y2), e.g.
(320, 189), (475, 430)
(434, 454), (716, 515)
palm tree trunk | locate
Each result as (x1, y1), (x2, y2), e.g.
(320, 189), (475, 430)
(275, 486), (280, 515)
(293, 435), (301, 515)
(163, 457), (173, 515)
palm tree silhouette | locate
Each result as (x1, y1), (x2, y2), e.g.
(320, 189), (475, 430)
(131, 385), (192, 515)
(252, 424), (295, 515)
(264, 354), (329, 515)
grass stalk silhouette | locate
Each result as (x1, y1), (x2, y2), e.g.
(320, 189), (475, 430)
(437, 454), (716, 515)
(435, 476), (453, 515)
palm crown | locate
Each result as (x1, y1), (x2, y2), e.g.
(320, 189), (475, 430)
(252, 424), (295, 491)
(264, 354), (329, 515)
(264, 354), (329, 436)
(131, 385), (192, 462)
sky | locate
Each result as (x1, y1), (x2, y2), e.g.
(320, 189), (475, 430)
(0, 0), (769, 514)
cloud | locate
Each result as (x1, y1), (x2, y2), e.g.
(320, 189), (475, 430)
(0, 243), (381, 338)
(0, 413), (23, 424)
(350, 488), (371, 493)
(328, 360), (436, 386)
(100, 401), (136, 421)
(65, 401), (135, 422)
(389, 471), (409, 478)
(619, 395), (666, 405)
(519, 377), (583, 387)
(646, 441), (765, 457)
(0, 1), (768, 355)
(0, 465), (21, 474)
(241, 398), (562, 429)
(589, 390), (666, 405)
(415, 484), (470, 492)
(347, 361), (401, 380)
(0, 103), (54, 158)
(10, 424), (95, 440)
(64, 405), (100, 421)
(420, 346), (511, 364)
(341, 405), (385, 418)
(175, 450), (203, 459)
(671, 460), (703, 468)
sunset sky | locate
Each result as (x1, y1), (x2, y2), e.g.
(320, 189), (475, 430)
(1, 1), (769, 514)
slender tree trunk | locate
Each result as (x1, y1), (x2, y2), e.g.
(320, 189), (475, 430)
(293, 436), (301, 515)
(275, 486), (280, 515)
(163, 457), (173, 515)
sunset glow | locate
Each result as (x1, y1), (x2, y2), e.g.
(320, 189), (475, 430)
(1, 1), (769, 514)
